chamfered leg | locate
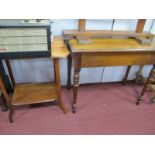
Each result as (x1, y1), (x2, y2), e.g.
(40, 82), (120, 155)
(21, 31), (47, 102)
(122, 65), (131, 84)
(53, 58), (67, 113)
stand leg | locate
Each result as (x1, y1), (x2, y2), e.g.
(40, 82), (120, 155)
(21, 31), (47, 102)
(122, 66), (131, 84)
(9, 105), (14, 123)
(136, 65), (155, 105)
(53, 58), (67, 113)
(72, 54), (81, 113)
(0, 73), (9, 106)
(67, 55), (72, 89)
(5, 60), (15, 88)
(0, 60), (13, 93)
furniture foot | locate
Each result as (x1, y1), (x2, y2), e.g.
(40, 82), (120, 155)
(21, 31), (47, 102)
(9, 105), (14, 123)
(58, 100), (67, 114)
(72, 103), (76, 113)
(67, 82), (72, 90)
(136, 96), (143, 105)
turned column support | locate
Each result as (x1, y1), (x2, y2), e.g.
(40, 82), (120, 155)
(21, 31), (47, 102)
(72, 54), (82, 113)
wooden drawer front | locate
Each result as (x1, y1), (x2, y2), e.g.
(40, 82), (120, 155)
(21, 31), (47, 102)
(0, 28), (47, 37)
(0, 44), (48, 52)
(0, 36), (47, 45)
(81, 52), (155, 67)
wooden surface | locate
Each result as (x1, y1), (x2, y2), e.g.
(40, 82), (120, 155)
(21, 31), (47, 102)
(68, 37), (155, 113)
(69, 38), (155, 52)
(12, 83), (58, 105)
(52, 36), (69, 58)
(63, 30), (153, 40)
(81, 52), (155, 67)
(54, 58), (67, 113)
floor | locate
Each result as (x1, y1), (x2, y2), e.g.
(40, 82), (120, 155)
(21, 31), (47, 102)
(0, 82), (155, 135)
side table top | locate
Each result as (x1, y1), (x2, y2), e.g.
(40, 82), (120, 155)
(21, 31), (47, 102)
(52, 36), (69, 58)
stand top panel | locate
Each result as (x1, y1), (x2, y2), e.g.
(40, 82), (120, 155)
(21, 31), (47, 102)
(52, 36), (69, 58)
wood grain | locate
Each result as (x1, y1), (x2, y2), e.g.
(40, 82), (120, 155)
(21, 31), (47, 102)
(12, 83), (58, 105)
(54, 58), (67, 113)
(52, 36), (69, 58)
(69, 38), (155, 53)
(81, 52), (155, 67)
(63, 30), (153, 40)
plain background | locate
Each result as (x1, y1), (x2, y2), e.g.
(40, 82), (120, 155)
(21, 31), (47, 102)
(0, 0), (155, 155)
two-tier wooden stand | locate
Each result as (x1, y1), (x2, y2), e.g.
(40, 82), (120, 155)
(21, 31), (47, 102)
(0, 37), (69, 123)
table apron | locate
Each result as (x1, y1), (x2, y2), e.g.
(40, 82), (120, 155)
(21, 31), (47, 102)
(79, 52), (155, 67)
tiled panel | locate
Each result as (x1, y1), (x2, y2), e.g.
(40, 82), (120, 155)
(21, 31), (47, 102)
(113, 19), (138, 31)
(150, 20), (155, 33)
(86, 19), (113, 30)
(10, 58), (54, 83)
(102, 66), (127, 82)
(144, 19), (154, 32)
(59, 59), (68, 86)
(51, 19), (79, 36)
(79, 67), (103, 84)
(142, 65), (153, 77)
(126, 65), (139, 80)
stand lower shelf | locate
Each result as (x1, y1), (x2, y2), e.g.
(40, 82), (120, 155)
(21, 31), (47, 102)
(12, 82), (58, 106)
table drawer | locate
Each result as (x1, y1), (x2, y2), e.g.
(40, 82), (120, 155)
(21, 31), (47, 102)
(81, 52), (155, 67)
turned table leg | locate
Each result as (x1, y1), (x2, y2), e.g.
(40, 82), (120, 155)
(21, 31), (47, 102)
(122, 65), (131, 84)
(54, 58), (67, 113)
(136, 65), (155, 105)
(72, 54), (81, 113)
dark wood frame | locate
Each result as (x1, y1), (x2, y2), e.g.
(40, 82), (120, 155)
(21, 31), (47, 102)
(0, 24), (67, 122)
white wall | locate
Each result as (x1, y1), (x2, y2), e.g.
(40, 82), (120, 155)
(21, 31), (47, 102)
(7, 19), (154, 85)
